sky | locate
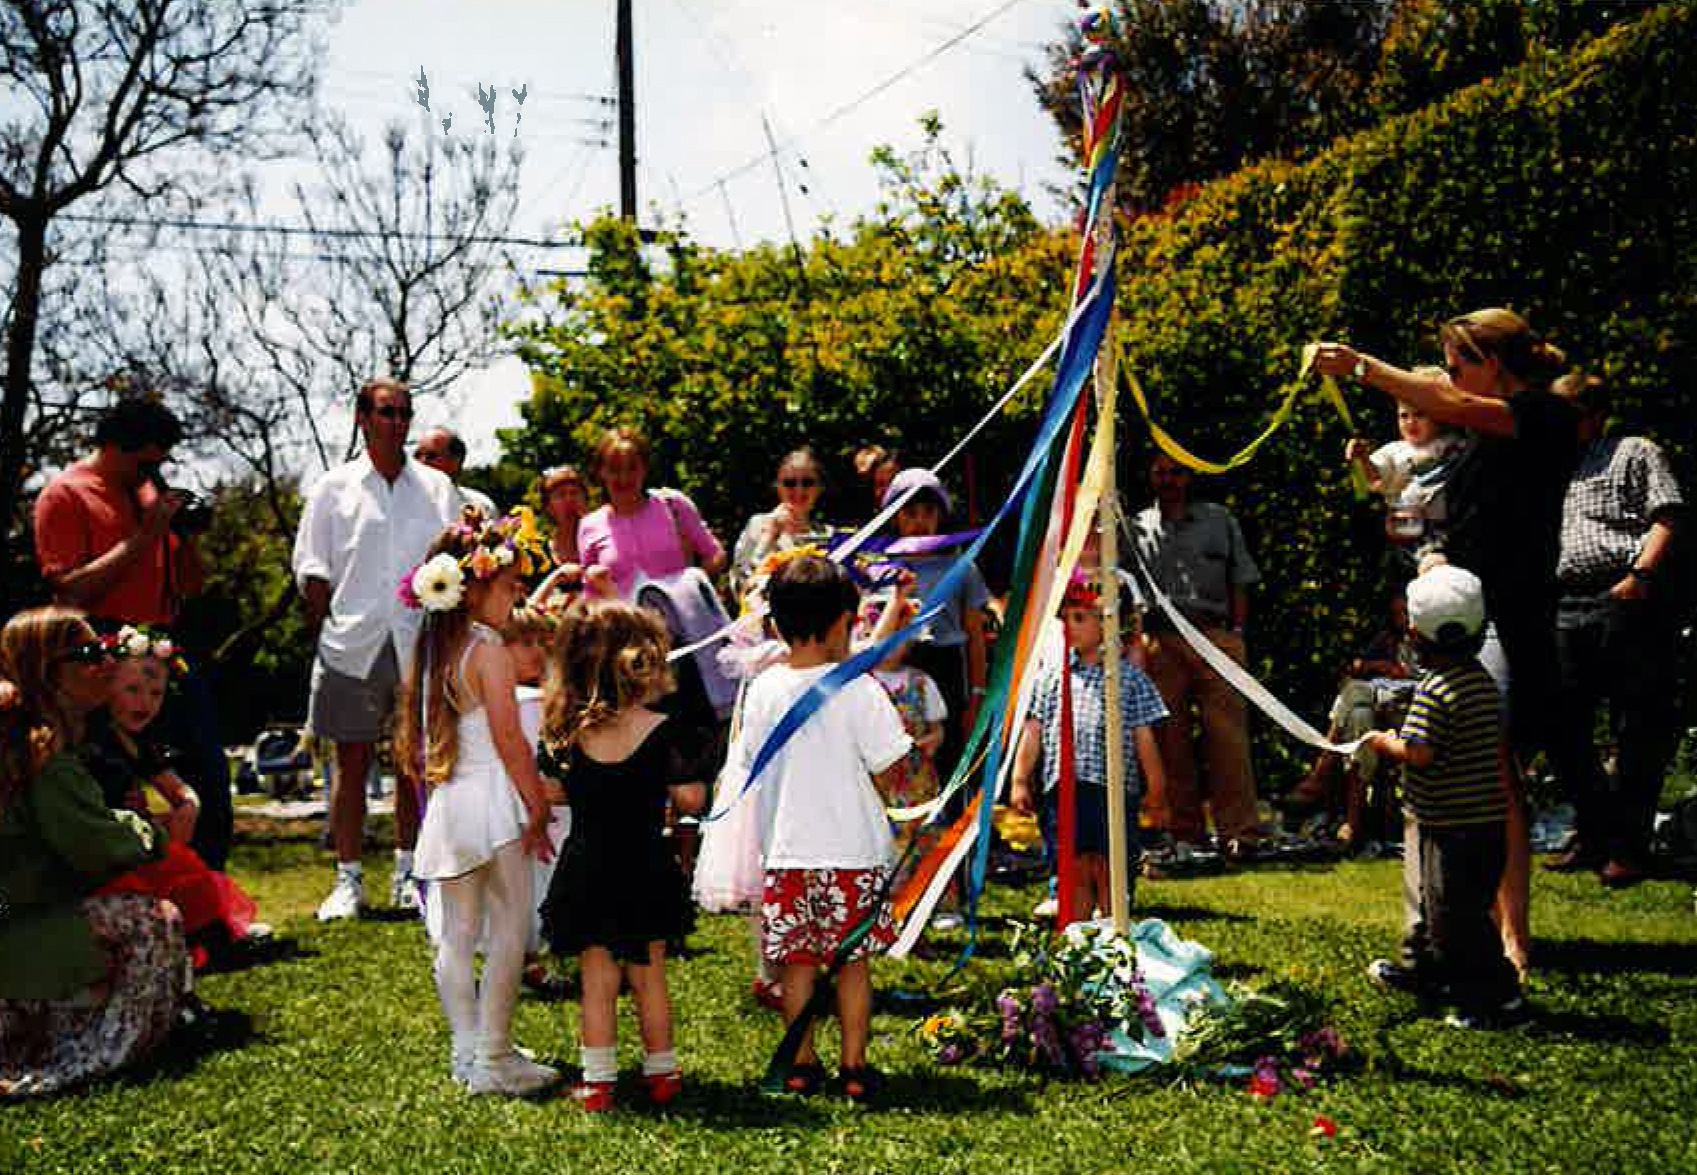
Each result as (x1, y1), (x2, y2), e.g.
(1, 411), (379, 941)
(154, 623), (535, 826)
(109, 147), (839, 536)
(307, 0), (1081, 465)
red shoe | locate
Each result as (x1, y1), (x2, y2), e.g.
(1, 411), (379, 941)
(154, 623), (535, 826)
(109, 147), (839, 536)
(568, 1080), (616, 1113)
(752, 978), (785, 1012)
(645, 1070), (683, 1106)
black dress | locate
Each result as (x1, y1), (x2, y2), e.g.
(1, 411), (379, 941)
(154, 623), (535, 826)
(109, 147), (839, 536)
(537, 717), (695, 964)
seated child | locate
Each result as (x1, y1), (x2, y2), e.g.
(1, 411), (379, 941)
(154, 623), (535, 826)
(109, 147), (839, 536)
(1347, 386), (1467, 551)
(1010, 576), (1168, 926)
(734, 554), (912, 1101)
(1281, 590), (1421, 846)
(83, 635), (266, 968)
(1360, 566), (1526, 1029)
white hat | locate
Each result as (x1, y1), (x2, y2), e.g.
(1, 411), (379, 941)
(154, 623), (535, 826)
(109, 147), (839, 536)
(882, 467), (952, 515)
(1406, 565), (1486, 646)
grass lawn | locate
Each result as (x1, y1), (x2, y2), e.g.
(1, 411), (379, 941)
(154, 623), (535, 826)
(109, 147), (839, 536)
(4, 810), (1695, 1175)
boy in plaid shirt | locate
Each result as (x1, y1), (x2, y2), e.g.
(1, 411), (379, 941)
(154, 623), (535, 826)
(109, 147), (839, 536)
(1012, 576), (1168, 924)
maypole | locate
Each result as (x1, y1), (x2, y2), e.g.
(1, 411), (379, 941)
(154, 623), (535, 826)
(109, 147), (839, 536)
(1075, 8), (1130, 933)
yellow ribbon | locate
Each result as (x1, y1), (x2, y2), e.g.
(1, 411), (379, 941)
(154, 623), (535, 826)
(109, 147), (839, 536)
(1120, 340), (1368, 494)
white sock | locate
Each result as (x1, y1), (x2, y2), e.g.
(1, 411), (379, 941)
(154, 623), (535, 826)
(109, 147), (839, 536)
(581, 1045), (617, 1084)
(394, 849), (414, 876)
(642, 1049), (678, 1077)
(337, 861), (363, 881)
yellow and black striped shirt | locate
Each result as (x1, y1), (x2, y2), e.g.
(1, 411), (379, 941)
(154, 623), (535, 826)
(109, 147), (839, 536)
(1399, 661), (1505, 827)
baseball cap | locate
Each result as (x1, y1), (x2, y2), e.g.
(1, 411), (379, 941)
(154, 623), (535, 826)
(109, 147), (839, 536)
(1406, 565), (1486, 647)
(881, 467), (952, 514)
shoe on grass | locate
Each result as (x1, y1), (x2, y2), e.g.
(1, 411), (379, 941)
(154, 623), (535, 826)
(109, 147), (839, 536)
(1366, 958), (1430, 997)
(752, 978), (785, 1012)
(569, 1079), (617, 1112)
(930, 912), (965, 932)
(316, 870), (365, 922)
(390, 868), (422, 914)
(645, 1070), (683, 1106)
(1444, 996), (1531, 1030)
(1031, 896), (1059, 918)
(467, 1052), (560, 1097)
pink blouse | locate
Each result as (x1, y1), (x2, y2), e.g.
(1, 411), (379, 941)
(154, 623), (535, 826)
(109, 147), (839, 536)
(576, 490), (724, 599)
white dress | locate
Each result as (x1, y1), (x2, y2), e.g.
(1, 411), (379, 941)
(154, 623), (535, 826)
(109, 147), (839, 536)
(413, 624), (530, 882)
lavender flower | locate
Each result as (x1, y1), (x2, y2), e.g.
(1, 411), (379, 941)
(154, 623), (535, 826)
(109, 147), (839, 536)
(1136, 989), (1166, 1039)
(938, 1043), (966, 1066)
(1031, 983), (1059, 1015)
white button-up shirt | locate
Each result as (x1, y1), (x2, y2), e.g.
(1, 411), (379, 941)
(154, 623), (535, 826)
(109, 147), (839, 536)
(292, 455), (460, 679)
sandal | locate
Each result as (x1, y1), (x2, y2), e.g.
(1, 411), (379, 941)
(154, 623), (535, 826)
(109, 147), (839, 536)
(781, 1061), (827, 1096)
(836, 1064), (884, 1104)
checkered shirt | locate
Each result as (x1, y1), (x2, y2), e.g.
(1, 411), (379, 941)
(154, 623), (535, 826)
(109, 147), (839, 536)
(1029, 650), (1168, 794)
(1556, 436), (1684, 591)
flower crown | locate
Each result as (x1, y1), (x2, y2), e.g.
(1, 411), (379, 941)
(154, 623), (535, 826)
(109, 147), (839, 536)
(107, 625), (190, 675)
(399, 506), (548, 614)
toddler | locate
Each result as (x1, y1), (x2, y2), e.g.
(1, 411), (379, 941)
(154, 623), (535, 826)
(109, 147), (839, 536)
(1361, 566), (1526, 1029)
(735, 554), (912, 1101)
(536, 601), (706, 1112)
(1347, 383), (1467, 549)
(399, 511), (559, 1096)
(1011, 576), (1168, 924)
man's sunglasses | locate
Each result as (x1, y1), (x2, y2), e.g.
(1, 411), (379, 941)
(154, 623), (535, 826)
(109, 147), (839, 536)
(56, 640), (116, 665)
(370, 405), (415, 421)
(779, 477), (819, 489)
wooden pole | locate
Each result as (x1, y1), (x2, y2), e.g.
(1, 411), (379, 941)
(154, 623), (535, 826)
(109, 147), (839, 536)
(1096, 317), (1128, 934)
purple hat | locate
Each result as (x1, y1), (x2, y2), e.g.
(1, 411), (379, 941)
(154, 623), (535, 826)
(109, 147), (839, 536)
(881, 467), (952, 514)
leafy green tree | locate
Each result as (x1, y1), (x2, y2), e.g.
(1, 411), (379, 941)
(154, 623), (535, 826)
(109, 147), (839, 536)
(499, 117), (1073, 543)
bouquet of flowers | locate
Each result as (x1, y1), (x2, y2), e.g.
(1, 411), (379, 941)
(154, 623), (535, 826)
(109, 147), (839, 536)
(915, 921), (1164, 1079)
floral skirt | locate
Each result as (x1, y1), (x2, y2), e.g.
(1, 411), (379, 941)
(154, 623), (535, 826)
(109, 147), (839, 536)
(0, 894), (187, 1099)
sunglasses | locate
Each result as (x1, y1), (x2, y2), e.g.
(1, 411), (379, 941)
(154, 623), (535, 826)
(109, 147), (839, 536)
(56, 640), (116, 665)
(779, 477), (819, 489)
(370, 405), (414, 421)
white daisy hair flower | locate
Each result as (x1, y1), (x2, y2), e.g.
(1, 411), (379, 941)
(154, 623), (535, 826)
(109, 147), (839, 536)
(412, 553), (466, 613)
(123, 629), (151, 657)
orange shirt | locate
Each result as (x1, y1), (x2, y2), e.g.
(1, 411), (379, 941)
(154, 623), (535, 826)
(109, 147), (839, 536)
(33, 462), (189, 625)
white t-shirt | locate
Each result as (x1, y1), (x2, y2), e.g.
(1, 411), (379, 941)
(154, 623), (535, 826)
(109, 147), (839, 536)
(1369, 436), (1465, 517)
(736, 663), (913, 870)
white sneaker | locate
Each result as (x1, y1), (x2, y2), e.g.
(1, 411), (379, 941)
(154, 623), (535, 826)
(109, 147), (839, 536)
(1032, 897), (1059, 918)
(316, 871), (365, 922)
(467, 1052), (560, 1097)
(930, 912), (965, 932)
(450, 1046), (475, 1088)
(390, 868), (422, 914)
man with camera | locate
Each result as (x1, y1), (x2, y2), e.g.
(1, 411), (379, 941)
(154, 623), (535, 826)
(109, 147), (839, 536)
(33, 397), (232, 867)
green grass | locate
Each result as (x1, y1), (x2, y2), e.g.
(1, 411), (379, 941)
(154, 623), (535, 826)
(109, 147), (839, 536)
(4, 815), (1695, 1175)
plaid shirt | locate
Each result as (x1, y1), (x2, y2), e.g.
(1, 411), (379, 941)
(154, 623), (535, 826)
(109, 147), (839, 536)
(1029, 650), (1168, 793)
(1556, 436), (1684, 591)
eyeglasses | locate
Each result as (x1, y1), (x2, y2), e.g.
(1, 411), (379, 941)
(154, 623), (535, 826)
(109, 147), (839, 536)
(779, 478), (819, 489)
(371, 405), (414, 421)
(56, 640), (116, 666)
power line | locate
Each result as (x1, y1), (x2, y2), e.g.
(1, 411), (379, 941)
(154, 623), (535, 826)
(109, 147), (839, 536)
(56, 211), (580, 251)
(689, 0), (1030, 199)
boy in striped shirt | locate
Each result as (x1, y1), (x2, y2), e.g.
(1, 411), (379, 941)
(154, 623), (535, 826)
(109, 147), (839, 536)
(1360, 566), (1526, 1028)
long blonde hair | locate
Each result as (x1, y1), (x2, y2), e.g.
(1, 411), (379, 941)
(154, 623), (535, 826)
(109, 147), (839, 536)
(0, 606), (94, 815)
(541, 600), (672, 762)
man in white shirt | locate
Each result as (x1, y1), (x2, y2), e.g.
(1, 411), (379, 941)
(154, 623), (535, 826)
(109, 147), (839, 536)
(293, 379), (459, 920)
(414, 426), (497, 519)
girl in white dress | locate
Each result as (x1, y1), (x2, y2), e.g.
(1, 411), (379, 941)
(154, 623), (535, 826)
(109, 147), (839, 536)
(396, 509), (558, 1096)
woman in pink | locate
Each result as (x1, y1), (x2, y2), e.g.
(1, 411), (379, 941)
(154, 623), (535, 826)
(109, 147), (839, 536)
(577, 427), (726, 598)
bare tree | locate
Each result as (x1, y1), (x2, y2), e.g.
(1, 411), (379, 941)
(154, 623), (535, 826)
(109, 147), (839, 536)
(0, 0), (333, 545)
(222, 112), (524, 465)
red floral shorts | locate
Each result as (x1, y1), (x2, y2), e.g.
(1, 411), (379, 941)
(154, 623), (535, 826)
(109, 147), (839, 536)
(761, 867), (895, 966)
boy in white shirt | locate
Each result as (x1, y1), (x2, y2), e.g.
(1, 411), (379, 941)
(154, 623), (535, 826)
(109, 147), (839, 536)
(736, 554), (912, 1101)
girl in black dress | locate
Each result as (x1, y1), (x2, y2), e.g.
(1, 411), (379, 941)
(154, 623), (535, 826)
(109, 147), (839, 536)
(538, 601), (706, 1112)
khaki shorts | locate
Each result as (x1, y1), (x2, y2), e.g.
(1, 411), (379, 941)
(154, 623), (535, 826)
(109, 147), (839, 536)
(307, 643), (401, 744)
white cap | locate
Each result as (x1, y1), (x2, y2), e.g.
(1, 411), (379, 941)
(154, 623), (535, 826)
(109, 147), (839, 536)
(1406, 565), (1486, 646)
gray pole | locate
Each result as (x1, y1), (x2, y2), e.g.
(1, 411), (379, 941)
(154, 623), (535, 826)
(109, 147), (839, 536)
(617, 0), (636, 221)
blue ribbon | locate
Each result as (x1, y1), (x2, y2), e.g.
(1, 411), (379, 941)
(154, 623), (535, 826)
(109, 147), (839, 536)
(729, 267), (1118, 815)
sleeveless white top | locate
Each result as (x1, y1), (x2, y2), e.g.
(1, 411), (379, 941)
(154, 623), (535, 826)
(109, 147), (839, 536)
(412, 623), (530, 881)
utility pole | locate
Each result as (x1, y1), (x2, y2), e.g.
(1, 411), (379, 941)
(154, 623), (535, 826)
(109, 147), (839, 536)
(616, 0), (636, 221)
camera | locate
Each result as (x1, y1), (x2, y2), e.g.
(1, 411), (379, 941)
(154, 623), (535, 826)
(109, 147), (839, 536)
(146, 469), (213, 536)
